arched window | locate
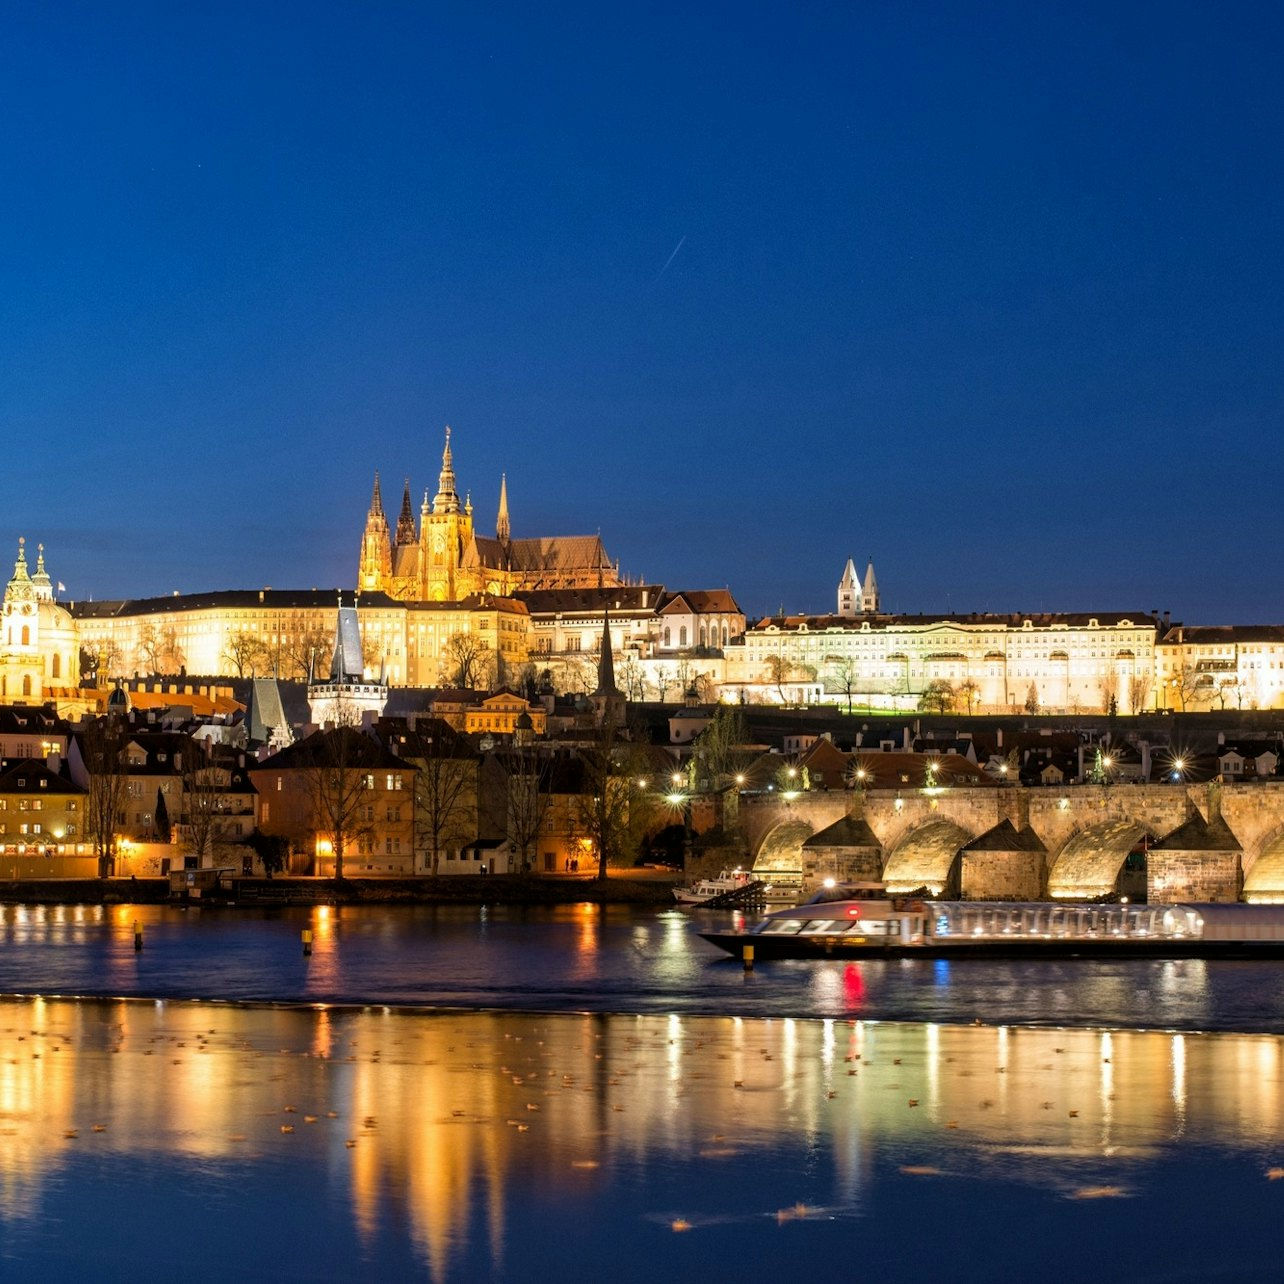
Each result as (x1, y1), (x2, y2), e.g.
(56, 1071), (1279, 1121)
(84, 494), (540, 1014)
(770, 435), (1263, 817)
(663, 627), (670, 647)
(699, 625), (707, 649)
(679, 626), (687, 647)
(22, 675), (32, 696)
(20, 626), (29, 646)
(51, 654), (61, 679)
(721, 625), (729, 647)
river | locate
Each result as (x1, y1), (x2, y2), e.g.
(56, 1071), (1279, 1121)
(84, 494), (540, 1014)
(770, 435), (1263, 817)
(2, 902), (1283, 1281)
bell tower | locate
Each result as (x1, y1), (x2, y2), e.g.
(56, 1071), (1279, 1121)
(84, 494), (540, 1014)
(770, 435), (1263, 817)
(420, 426), (474, 601)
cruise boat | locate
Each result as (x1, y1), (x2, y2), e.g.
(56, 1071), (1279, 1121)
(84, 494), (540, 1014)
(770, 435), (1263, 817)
(698, 884), (1284, 960)
(673, 868), (766, 906)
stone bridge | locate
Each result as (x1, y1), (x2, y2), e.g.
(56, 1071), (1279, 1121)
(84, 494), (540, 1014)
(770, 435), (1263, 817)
(737, 782), (1284, 903)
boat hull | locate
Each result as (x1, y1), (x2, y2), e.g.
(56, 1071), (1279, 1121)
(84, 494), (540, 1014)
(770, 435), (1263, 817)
(698, 931), (1284, 961)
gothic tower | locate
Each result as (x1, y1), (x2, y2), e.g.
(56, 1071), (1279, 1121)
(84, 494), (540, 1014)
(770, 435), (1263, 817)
(861, 559), (880, 613)
(420, 427), (474, 601)
(357, 473), (393, 593)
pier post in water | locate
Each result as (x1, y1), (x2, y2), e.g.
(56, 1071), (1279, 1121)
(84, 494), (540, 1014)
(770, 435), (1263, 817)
(742, 943), (754, 971)
(302, 929), (313, 957)
(133, 921), (143, 952)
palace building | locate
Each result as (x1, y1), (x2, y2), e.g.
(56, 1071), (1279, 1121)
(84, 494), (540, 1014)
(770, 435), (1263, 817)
(357, 427), (619, 602)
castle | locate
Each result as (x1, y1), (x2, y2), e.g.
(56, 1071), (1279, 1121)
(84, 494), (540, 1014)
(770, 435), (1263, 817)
(357, 427), (619, 602)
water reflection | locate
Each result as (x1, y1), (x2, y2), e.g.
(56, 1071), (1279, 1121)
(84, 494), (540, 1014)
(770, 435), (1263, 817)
(2, 1001), (1284, 1279)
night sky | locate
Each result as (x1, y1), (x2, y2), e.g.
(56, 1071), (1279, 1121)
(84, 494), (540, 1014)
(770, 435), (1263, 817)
(3, 3), (1282, 622)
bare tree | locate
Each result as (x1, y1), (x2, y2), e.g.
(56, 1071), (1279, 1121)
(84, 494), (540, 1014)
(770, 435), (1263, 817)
(80, 715), (130, 878)
(409, 720), (475, 874)
(158, 623), (184, 673)
(297, 719), (374, 881)
(1098, 670), (1120, 715)
(505, 746), (552, 872)
(223, 630), (267, 678)
(618, 653), (648, 701)
(825, 654), (859, 713)
(181, 739), (234, 866)
(1127, 672), (1153, 714)
(957, 677), (981, 714)
(574, 709), (651, 879)
(285, 627), (333, 681)
(441, 633), (495, 690)
(80, 639), (123, 687)
(136, 623), (162, 676)
(652, 665), (676, 702)
(1024, 681), (1040, 714)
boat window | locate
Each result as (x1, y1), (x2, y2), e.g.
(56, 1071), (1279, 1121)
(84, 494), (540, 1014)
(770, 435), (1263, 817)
(761, 920), (805, 935)
(801, 921), (848, 935)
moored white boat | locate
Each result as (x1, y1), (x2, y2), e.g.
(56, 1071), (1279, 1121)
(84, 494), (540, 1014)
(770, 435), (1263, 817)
(673, 868), (765, 905)
(699, 884), (1284, 960)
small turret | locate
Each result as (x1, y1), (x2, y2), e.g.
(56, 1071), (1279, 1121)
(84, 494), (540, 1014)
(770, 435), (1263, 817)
(395, 478), (417, 546)
(432, 426), (461, 515)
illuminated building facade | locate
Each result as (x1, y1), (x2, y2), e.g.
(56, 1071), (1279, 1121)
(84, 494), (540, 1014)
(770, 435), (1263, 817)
(726, 609), (1163, 712)
(357, 428), (619, 602)
(1, 540), (78, 704)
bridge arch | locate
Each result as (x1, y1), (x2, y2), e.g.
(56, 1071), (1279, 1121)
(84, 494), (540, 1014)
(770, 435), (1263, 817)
(752, 819), (814, 882)
(1047, 820), (1148, 899)
(882, 821), (973, 897)
(1243, 825), (1284, 901)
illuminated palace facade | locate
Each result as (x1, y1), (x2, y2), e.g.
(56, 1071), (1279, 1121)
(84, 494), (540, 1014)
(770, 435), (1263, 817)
(720, 565), (1284, 712)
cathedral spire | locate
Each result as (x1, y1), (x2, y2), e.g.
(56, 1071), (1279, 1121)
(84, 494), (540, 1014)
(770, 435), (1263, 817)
(369, 472), (386, 519)
(594, 610), (619, 697)
(433, 425), (460, 514)
(395, 478), (417, 546)
(357, 474), (393, 591)
(497, 473), (510, 543)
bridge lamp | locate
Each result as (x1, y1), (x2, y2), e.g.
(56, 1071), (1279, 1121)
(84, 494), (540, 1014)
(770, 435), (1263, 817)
(735, 774), (746, 787)
(637, 778), (648, 789)
(671, 772), (682, 787)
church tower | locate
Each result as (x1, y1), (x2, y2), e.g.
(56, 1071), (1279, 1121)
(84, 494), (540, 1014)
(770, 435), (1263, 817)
(590, 611), (626, 728)
(1, 539), (77, 702)
(420, 427), (474, 601)
(837, 558), (860, 617)
(357, 474), (393, 593)
(861, 559), (880, 613)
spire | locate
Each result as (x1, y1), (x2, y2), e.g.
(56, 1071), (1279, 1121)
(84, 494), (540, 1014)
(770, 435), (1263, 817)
(837, 557), (859, 617)
(861, 558), (880, 613)
(395, 478), (417, 545)
(358, 474), (393, 590)
(594, 611), (619, 696)
(497, 473), (510, 542)
(433, 425), (460, 514)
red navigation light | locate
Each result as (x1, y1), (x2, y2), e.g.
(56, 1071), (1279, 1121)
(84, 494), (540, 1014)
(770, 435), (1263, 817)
(847, 906), (861, 918)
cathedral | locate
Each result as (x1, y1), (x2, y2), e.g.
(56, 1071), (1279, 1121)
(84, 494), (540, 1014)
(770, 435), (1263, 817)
(357, 428), (619, 603)
(1, 539), (78, 703)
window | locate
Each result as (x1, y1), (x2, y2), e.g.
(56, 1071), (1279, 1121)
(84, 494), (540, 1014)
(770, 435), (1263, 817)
(261, 802), (270, 823)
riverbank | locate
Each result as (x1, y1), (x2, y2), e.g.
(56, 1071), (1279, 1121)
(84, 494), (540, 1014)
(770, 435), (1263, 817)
(0, 874), (679, 907)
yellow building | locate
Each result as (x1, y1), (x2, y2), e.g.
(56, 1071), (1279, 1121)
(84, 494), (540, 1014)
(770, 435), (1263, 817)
(1, 540), (79, 704)
(72, 589), (532, 689)
(357, 428), (619, 602)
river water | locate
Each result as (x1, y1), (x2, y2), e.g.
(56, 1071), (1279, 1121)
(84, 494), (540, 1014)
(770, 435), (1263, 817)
(3, 902), (1284, 1281)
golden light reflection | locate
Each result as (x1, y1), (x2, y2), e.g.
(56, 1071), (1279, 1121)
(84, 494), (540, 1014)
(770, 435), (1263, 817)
(0, 1004), (1282, 1277)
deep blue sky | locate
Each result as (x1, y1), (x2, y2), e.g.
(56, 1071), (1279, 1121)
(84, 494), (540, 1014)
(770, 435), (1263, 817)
(3, 3), (1282, 621)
